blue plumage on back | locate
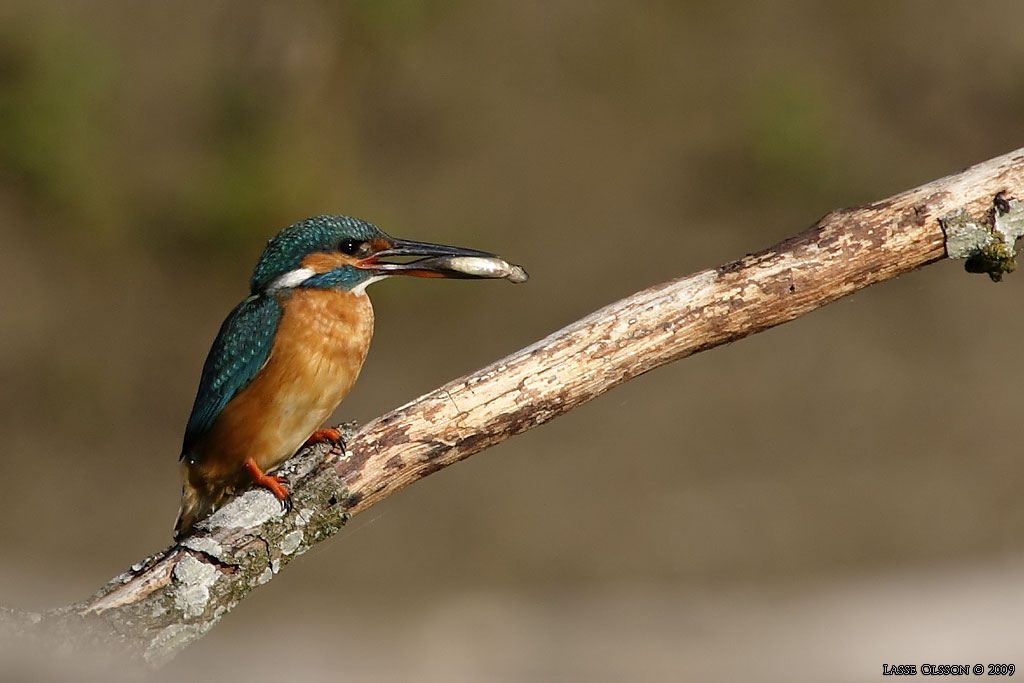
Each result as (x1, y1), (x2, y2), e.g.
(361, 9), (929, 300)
(181, 294), (283, 460)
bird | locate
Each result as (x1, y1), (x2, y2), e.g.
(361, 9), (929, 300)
(174, 214), (518, 539)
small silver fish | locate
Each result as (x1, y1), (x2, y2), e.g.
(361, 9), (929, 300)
(441, 256), (530, 283)
(379, 255), (528, 283)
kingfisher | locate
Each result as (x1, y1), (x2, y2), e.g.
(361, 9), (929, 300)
(174, 214), (523, 539)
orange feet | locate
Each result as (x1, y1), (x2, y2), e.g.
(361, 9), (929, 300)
(303, 427), (344, 450)
(243, 456), (292, 512)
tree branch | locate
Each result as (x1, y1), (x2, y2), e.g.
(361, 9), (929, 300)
(9, 147), (1024, 665)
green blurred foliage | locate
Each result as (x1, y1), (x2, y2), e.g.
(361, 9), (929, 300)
(1, 1), (1016, 257)
(347, 0), (438, 42)
(746, 74), (839, 202)
(0, 20), (118, 231)
(0, 2), (444, 251)
(184, 79), (291, 248)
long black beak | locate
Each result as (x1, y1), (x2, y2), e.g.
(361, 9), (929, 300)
(377, 238), (496, 260)
(356, 238), (502, 279)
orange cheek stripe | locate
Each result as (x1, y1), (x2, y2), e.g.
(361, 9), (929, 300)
(301, 252), (356, 273)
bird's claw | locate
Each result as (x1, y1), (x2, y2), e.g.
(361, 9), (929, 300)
(303, 427), (345, 451)
(264, 474), (292, 512)
(243, 457), (292, 513)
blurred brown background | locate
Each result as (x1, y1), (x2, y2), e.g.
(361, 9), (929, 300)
(2, 1), (1024, 680)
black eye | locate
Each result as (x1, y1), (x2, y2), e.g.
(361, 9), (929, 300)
(338, 238), (361, 255)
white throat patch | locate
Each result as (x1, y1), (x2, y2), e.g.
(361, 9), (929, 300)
(350, 274), (387, 296)
(267, 267), (316, 291)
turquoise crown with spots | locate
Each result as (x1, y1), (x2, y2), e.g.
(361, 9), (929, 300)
(249, 215), (385, 294)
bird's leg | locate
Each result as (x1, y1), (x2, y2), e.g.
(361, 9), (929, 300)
(243, 456), (292, 512)
(303, 427), (345, 453)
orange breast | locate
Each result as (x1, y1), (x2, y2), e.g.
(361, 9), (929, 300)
(196, 288), (374, 482)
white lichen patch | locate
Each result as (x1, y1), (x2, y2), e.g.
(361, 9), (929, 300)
(944, 209), (997, 258)
(205, 489), (282, 530)
(180, 536), (224, 558)
(173, 555), (218, 584)
(295, 508), (314, 526)
(174, 582), (212, 620)
(280, 530), (304, 555)
(271, 558), (282, 574)
(995, 199), (1024, 246)
(257, 567), (274, 585)
(172, 555), (220, 619)
(943, 198), (1024, 258)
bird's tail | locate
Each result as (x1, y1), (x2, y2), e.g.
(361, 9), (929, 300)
(173, 474), (224, 541)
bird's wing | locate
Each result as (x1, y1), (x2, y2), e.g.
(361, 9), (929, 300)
(181, 294), (283, 460)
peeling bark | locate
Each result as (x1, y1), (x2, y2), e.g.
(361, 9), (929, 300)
(5, 147), (1024, 665)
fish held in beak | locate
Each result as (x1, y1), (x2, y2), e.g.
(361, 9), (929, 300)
(357, 238), (529, 283)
